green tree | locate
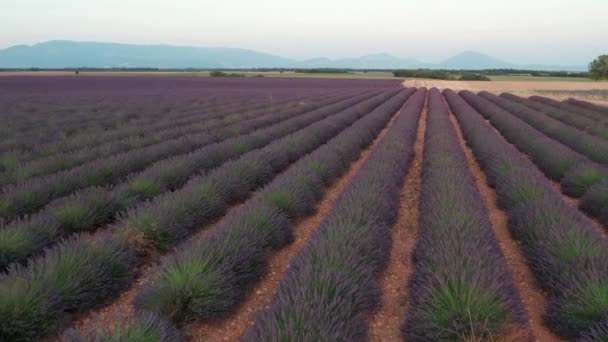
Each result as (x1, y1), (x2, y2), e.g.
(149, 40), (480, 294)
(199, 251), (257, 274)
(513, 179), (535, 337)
(589, 55), (608, 80)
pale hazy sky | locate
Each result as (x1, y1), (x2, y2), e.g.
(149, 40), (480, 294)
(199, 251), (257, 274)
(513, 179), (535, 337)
(2, 0), (607, 65)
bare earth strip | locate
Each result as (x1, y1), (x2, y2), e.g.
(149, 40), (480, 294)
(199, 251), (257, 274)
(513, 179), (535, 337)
(368, 93), (427, 341)
(185, 93), (417, 342)
(447, 102), (562, 342)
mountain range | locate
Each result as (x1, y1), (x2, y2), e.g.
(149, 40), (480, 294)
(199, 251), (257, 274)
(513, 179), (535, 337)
(0, 40), (587, 71)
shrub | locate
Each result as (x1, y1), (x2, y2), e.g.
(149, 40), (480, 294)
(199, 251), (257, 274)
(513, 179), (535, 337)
(62, 311), (182, 342)
(0, 233), (137, 340)
(393, 69), (453, 80)
(458, 73), (490, 81)
(0, 213), (60, 270)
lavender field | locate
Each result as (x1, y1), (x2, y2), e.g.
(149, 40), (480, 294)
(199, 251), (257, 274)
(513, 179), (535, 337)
(0, 76), (607, 341)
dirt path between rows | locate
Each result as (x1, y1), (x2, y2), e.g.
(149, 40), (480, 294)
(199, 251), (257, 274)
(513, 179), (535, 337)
(368, 93), (427, 342)
(447, 104), (562, 342)
(185, 94), (417, 342)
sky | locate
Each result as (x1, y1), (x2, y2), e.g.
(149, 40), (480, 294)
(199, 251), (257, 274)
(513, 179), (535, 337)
(1, 0), (607, 65)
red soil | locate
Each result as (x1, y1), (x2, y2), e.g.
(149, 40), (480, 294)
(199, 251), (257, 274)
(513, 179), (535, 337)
(368, 93), (427, 341)
(448, 107), (563, 342)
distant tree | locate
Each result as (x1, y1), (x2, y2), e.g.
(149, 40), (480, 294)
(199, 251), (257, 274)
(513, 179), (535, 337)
(458, 73), (490, 81)
(209, 70), (245, 77)
(393, 69), (453, 80)
(210, 70), (227, 77)
(589, 55), (608, 80)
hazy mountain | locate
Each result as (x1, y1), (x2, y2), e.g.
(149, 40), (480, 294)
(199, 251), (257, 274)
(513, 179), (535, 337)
(0, 40), (587, 71)
(315, 53), (430, 69)
(439, 51), (515, 69)
(0, 41), (294, 69)
(438, 51), (587, 72)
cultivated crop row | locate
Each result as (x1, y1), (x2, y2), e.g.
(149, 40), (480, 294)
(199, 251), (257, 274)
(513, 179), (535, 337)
(0, 88), (405, 341)
(94, 88), (418, 338)
(502, 93), (608, 139)
(404, 89), (526, 340)
(0, 76), (369, 163)
(530, 95), (608, 126)
(564, 97), (608, 117)
(0, 90), (354, 187)
(0, 89), (381, 269)
(0, 91), (381, 221)
(0, 91), (238, 158)
(445, 89), (608, 339)
(460, 91), (608, 223)
(0, 90), (320, 171)
(243, 89), (425, 340)
(479, 91), (608, 164)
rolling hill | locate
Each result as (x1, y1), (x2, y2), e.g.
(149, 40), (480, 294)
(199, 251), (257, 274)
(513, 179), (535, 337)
(0, 40), (587, 71)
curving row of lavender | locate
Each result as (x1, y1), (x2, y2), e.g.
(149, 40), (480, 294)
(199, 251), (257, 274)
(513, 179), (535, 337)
(0, 76), (390, 153)
(69, 88), (418, 340)
(0, 90), (264, 161)
(0, 90), (383, 221)
(530, 96), (608, 127)
(0, 90), (381, 270)
(0, 90), (345, 187)
(243, 89), (425, 341)
(404, 89), (526, 340)
(501, 93), (608, 139)
(564, 97), (608, 117)
(478, 91), (608, 165)
(445, 89), (608, 339)
(0, 86), (403, 341)
(0, 76), (393, 164)
(1, 89), (344, 169)
(460, 91), (608, 221)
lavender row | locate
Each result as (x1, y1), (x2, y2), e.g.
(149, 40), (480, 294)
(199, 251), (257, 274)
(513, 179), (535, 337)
(0, 77), (323, 148)
(580, 179), (608, 226)
(0, 90), (352, 187)
(0, 88), (401, 341)
(445, 89), (608, 339)
(502, 93), (608, 139)
(0, 92), (275, 166)
(404, 89), (526, 340)
(0, 91), (376, 221)
(565, 97), (608, 117)
(531, 95), (608, 123)
(577, 319), (608, 341)
(116, 89), (399, 252)
(0, 75), (397, 147)
(0, 80), (345, 164)
(0, 90), (314, 169)
(479, 91), (608, 164)
(0, 90), (378, 270)
(460, 91), (608, 222)
(63, 312), (183, 342)
(128, 88), (415, 327)
(462, 91), (606, 193)
(243, 89), (426, 341)
(0, 91), (248, 160)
